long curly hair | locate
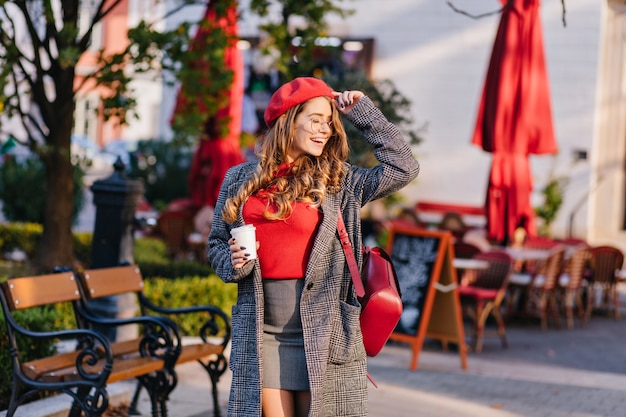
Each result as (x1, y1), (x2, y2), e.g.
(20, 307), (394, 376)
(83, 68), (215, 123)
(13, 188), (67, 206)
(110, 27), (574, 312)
(222, 97), (349, 223)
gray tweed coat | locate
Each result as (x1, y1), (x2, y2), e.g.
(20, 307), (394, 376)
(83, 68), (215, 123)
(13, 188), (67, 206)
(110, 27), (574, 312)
(207, 96), (419, 417)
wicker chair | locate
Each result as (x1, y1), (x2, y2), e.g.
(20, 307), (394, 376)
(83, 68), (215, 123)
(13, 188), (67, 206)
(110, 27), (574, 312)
(453, 242), (483, 282)
(508, 236), (560, 276)
(528, 245), (567, 330)
(558, 245), (591, 328)
(508, 245), (566, 330)
(588, 246), (624, 318)
(458, 250), (514, 352)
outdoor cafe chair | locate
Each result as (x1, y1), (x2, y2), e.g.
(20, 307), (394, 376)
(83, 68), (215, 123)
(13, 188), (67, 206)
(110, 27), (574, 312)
(458, 250), (514, 352)
(525, 245), (567, 330)
(588, 245), (624, 318)
(453, 242), (483, 282)
(507, 245), (566, 330)
(503, 236), (557, 277)
(558, 245), (591, 328)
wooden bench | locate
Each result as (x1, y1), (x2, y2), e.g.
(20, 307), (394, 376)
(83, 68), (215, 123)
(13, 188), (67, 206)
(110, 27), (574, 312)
(0, 271), (176, 417)
(77, 264), (231, 417)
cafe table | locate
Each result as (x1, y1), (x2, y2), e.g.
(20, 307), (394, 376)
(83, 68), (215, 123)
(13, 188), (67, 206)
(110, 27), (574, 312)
(504, 246), (551, 262)
(452, 258), (490, 270)
(452, 257), (490, 288)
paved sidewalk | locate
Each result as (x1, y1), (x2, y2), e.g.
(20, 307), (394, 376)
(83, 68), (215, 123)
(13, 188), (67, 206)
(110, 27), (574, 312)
(132, 314), (626, 417)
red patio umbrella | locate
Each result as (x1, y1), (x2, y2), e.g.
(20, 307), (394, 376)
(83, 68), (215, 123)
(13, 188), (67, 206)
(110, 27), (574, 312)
(471, 0), (558, 245)
(174, 3), (244, 208)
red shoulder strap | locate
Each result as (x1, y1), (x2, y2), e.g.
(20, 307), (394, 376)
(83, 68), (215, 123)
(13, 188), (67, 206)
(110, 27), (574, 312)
(337, 211), (365, 298)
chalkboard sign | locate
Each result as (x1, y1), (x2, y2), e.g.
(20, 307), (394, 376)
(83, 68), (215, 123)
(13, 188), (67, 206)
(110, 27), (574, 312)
(388, 230), (442, 336)
(386, 226), (467, 371)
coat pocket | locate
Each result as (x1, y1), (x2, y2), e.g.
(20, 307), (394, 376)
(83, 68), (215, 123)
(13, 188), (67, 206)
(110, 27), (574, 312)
(328, 300), (365, 364)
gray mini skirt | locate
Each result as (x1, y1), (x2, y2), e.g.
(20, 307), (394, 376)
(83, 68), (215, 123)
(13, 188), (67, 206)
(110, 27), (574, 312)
(263, 278), (310, 391)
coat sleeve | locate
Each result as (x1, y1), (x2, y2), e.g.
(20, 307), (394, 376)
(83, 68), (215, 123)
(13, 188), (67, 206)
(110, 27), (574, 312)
(207, 164), (255, 283)
(343, 96), (420, 205)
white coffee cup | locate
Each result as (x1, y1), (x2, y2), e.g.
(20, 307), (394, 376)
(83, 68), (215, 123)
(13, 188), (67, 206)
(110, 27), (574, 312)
(230, 224), (258, 260)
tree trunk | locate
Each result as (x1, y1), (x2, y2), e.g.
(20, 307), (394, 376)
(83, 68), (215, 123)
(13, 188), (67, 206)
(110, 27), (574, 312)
(34, 71), (77, 273)
(35, 136), (76, 273)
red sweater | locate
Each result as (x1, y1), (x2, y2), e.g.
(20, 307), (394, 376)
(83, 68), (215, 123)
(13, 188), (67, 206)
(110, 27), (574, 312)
(243, 196), (321, 279)
(242, 164), (322, 279)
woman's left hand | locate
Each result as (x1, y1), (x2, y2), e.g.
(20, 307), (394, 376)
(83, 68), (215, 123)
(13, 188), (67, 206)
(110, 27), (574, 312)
(332, 90), (365, 114)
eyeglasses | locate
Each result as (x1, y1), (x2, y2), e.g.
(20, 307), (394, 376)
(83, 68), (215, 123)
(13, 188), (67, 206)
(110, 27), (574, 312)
(308, 118), (333, 133)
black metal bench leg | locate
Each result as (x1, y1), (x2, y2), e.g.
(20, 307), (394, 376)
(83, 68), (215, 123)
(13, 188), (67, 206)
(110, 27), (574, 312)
(136, 370), (175, 417)
(200, 354), (228, 417)
(160, 397), (169, 417)
(69, 386), (108, 417)
(128, 381), (143, 415)
(4, 378), (22, 417)
(210, 371), (221, 417)
(69, 386), (91, 417)
(139, 381), (161, 417)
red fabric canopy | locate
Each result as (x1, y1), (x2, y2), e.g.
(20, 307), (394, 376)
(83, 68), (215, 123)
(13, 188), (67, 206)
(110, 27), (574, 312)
(472, 0), (558, 244)
(175, 4), (244, 208)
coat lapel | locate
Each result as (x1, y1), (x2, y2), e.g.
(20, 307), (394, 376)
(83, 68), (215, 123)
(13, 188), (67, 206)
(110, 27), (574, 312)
(305, 194), (341, 279)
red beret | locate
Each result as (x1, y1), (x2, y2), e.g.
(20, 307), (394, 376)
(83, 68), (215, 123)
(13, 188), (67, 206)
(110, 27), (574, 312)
(263, 77), (334, 127)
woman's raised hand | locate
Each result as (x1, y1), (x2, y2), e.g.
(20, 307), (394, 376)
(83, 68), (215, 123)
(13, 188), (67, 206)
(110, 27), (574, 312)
(332, 90), (365, 114)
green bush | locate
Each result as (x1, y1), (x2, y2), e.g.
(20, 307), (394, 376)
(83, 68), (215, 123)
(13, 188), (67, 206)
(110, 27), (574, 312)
(73, 232), (93, 267)
(0, 222), (42, 259)
(143, 275), (236, 336)
(134, 236), (215, 278)
(0, 155), (86, 224)
(135, 237), (235, 336)
(134, 236), (169, 263)
(0, 223), (92, 267)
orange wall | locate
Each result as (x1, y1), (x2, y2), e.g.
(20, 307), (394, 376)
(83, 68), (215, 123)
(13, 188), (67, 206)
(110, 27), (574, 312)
(75, 0), (130, 146)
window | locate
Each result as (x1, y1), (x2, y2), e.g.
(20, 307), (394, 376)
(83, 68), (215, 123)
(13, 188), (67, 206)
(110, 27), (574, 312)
(73, 94), (100, 143)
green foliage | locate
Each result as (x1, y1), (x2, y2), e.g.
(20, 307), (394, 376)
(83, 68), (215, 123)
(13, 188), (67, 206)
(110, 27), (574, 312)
(0, 222), (42, 259)
(0, 259), (35, 278)
(127, 140), (193, 211)
(249, 0), (354, 79)
(134, 237), (214, 279)
(73, 232), (93, 268)
(535, 176), (569, 237)
(0, 156), (86, 224)
(134, 236), (169, 263)
(143, 275), (236, 336)
(0, 223), (91, 266)
(0, 306), (61, 410)
(101, 2), (242, 143)
(137, 259), (216, 281)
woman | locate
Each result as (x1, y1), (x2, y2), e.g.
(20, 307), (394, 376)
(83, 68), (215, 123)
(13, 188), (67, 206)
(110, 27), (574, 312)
(208, 77), (419, 417)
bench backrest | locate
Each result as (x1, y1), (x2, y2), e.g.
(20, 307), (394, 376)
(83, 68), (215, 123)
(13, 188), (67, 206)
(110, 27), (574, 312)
(1, 271), (81, 311)
(80, 264), (144, 299)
